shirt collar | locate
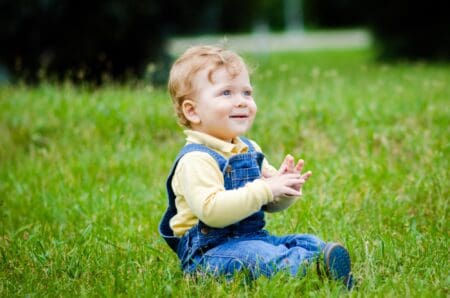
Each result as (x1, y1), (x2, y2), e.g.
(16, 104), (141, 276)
(184, 130), (249, 154)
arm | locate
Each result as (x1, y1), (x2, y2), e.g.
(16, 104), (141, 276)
(173, 152), (303, 227)
(172, 152), (274, 228)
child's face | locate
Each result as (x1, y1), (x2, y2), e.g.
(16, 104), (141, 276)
(189, 66), (256, 142)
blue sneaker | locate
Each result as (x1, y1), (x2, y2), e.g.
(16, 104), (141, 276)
(323, 242), (354, 289)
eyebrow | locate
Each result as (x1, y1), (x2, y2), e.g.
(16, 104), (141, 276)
(217, 84), (253, 90)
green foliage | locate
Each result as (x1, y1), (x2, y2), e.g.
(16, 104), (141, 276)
(302, 0), (366, 29)
(0, 0), (284, 82)
(302, 0), (450, 61)
(0, 0), (169, 82)
(366, 0), (450, 61)
(0, 49), (448, 296)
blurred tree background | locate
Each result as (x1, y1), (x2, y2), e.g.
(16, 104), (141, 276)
(0, 0), (171, 82)
(0, 0), (448, 83)
(303, 0), (449, 61)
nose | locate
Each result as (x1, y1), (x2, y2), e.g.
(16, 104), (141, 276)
(235, 94), (248, 107)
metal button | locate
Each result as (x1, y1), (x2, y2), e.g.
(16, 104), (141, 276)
(200, 227), (209, 235)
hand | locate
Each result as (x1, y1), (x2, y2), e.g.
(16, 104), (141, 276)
(263, 173), (305, 198)
(279, 155), (312, 193)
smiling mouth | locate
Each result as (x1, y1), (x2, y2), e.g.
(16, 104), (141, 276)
(229, 115), (248, 118)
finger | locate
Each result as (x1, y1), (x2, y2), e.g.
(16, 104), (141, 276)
(279, 154), (294, 173)
(282, 187), (301, 197)
(286, 178), (305, 187)
(278, 156), (288, 173)
(301, 171), (312, 180)
(291, 188), (303, 196)
(283, 173), (302, 180)
(291, 178), (305, 187)
(291, 180), (305, 191)
(295, 159), (304, 173)
(287, 155), (294, 170)
(279, 163), (288, 174)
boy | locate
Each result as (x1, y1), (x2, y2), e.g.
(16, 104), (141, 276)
(159, 45), (353, 289)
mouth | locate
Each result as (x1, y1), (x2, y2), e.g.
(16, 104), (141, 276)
(229, 115), (248, 119)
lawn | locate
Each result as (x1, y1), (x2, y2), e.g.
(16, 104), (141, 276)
(0, 49), (448, 297)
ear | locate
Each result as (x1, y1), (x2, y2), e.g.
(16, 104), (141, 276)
(182, 100), (201, 125)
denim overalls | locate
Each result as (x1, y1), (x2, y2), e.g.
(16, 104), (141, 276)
(159, 137), (325, 278)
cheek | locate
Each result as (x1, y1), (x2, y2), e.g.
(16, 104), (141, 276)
(250, 101), (257, 115)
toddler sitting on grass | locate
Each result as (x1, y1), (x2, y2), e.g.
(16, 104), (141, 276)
(159, 45), (353, 289)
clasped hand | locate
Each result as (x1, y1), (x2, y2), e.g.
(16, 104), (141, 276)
(262, 155), (312, 198)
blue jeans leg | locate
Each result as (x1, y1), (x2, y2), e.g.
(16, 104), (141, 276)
(268, 233), (326, 251)
(194, 233), (325, 278)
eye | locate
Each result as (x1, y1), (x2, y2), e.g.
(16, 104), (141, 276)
(222, 90), (231, 96)
(243, 90), (252, 96)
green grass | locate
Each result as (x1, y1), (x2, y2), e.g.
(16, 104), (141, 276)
(0, 49), (448, 297)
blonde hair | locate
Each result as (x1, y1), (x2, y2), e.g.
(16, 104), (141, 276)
(168, 45), (248, 127)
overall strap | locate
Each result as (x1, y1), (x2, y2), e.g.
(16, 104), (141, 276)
(238, 136), (264, 169)
(166, 144), (227, 200)
(159, 144), (227, 253)
(239, 136), (255, 152)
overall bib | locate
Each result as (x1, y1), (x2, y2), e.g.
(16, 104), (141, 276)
(159, 138), (325, 278)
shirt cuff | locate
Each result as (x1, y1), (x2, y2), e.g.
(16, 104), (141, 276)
(252, 179), (274, 203)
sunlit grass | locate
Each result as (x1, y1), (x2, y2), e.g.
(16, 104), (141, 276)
(0, 49), (448, 296)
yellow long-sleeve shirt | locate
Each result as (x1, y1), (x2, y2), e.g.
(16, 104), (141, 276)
(169, 130), (299, 237)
